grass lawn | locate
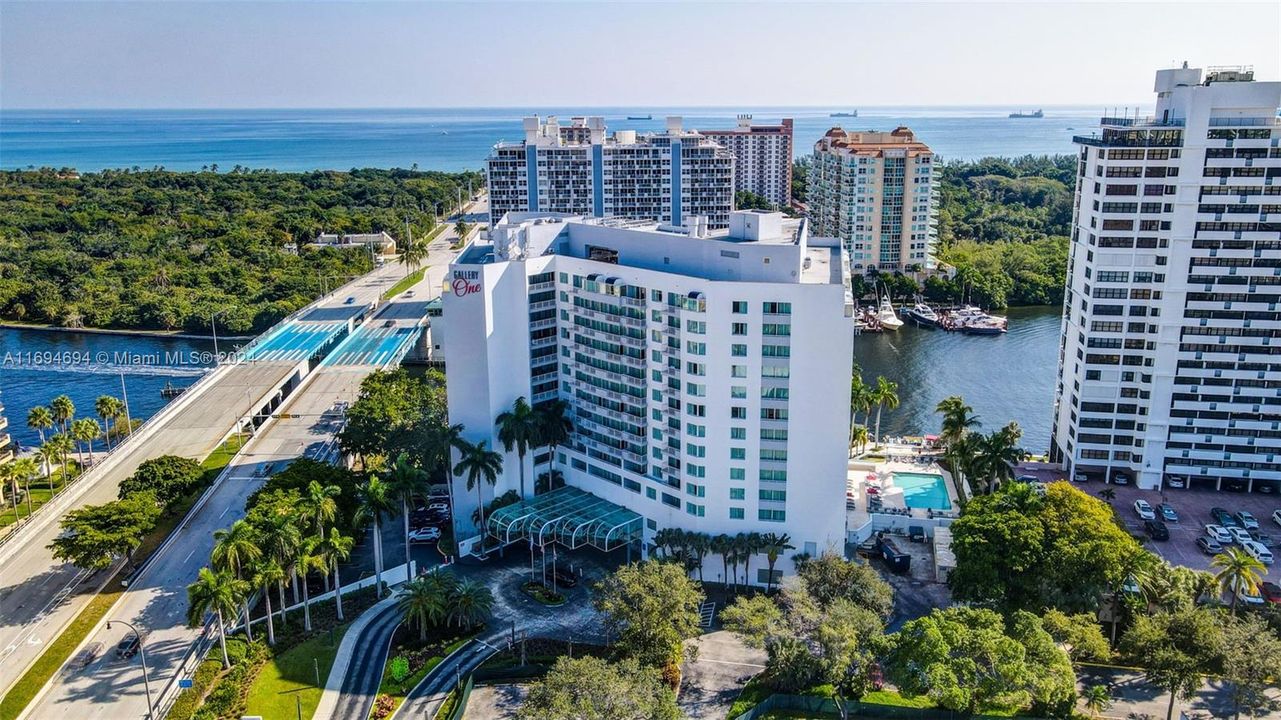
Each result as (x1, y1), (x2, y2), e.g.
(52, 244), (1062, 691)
(0, 436), (243, 720)
(243, 623), (350, 720)
(381, 268), (426, 301)
(860, 689), (934, 708)
(0, 463), (86, 531)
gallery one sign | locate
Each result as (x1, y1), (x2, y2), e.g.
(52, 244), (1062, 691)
(451, 269), (481, 297)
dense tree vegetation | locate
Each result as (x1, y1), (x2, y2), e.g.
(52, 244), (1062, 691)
(593, 561), (704, 670)
(117, 455), (203, 510)
(0, 167), (481, 332)
(517, 656), (681, 720)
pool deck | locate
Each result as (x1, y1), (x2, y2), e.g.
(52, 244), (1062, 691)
(845, 441), (961, 531)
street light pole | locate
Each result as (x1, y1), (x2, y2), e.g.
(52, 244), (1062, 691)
(107, 620), (154, 718)
(210, 310), (227, 364)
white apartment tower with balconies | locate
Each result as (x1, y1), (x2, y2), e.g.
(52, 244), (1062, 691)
(486, 116), (736, 230)
(1051, 65), (1281, 492)
(441, 211), (854, 584)
(808, 127), (938, 274)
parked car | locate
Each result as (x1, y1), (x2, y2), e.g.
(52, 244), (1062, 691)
(1212, 507), (1240, 528)
(1238, 511), (1261, 530)
(115, 634), (143, 659)
(551, 567), (579, 588)
(1133, 499), (1156, 521)
(427, 502), (450, 514)
(1261, 582), (1281, 604)
(1072, 473), (1089, 483)
(408, 527), (441, 543)
(1196, 536), (1224, 555)
(1243, 539), (1274, 565)
(1273, 508), (1281, 528)
(1249, 530), (1277, 548)
(1229, 527), (1256, 546)
(1143, 519), (1169, 541)
(1158, 503), (1179, 522)
(1237, 584), (1266, 607)
(1113, 473), (1131, 485)
(1167, 477), (1187, 489)
(1205, 524), (1234, 544)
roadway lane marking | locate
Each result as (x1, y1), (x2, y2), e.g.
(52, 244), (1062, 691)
(184, 548), (197, 563)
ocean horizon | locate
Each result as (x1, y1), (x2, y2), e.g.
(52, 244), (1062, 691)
(0, 104), (1149, 173)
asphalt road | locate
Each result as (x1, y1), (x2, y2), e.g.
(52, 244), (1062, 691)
(330, 602), (405, 720)
(16, 257), (454, 719)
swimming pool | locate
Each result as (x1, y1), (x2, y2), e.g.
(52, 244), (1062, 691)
(892, 472), (952, 511)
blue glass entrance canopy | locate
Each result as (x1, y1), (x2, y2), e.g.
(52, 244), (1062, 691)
(486, 486), (642, 552)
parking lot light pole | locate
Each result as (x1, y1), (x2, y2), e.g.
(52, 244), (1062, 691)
(107, 620), (154, 718)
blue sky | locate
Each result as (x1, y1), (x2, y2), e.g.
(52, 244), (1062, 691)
(1, 1), (1277, 109)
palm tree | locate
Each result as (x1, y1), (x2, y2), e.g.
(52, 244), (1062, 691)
(534, 399), (572, 490)
(452, 438), (503, 536)
(447, 578), (493, 629)
(71, 418), (100, 466)
(727, 535), (745, 591)
(1082, 685), (1111, 718)
(850, 425), (869, 457)
(50, 395), (75, 434)
(255, 513), (301, 628)
(302, 480), (341, 588)
(27, 406), (53, 446)
(187, 567), (248, 668)
(295, 538), (326, 632)
(849, 375), (871, 451)
(95, 396), (121, 450)
(385, 453), (430, 583)
(740, 532), (764, 588)
(398, 239), (428, 271)
(936, 395), (981, 447)
(970, 422), (1026, 494)
(761, 533), (795, 593)
(687, 532), (710, 583)
(212, 519), (262, 642)
(321, 532), (355, 621)
(36, 442), (59, 491)
(1213, 547), (1267, 616)
(535, 469), (565, 495)
(355, 475), (396, 597)
(12, 458), (38, 518)
(397, 573), (453, 640)
(1, 461), (22, 524)
(496, 396), (540, 498)
(711, 534), (733, 587)
(454, 220), (470, 242)
(871, 376), (899, 447)
(251, 559), (285, 646)
(1097, 487), (1117, 502)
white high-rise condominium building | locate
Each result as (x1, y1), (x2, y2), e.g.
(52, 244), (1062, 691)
(808, 127), (938, 274)
(702, 115), (795, 208)
(486, 116), (736, 229)
(441, 210), (854, 584)
(1051, 65), (1281, 492)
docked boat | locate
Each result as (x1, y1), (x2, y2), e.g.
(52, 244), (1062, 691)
(903, 301), (939, 328)
(960, 317), (1007, 335)
(160, 381), (187, 399)
(938, 305), (1008, 334)
(876, 288), (904, 330)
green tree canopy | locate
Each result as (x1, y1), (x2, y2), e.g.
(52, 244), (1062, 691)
(1120, 607), (1224, 720)
(118, 454), (204, 509)
(49, 491), (163, 569)
(516, 656), (681, 720)
(795, 552), (894, 619)
(949, 481), (1146, 614)
(593, 561), (704, 669)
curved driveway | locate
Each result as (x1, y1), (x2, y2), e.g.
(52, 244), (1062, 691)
(330, 601), (404, 720)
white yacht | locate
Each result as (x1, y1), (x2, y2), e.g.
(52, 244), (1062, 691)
(877, 288), (903, 330)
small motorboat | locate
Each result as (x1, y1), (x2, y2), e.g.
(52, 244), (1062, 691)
(904, 301), (939, 328)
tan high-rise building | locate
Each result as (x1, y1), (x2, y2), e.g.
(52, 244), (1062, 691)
(809, 126), (937, 274)
(702, 116), (794, 208)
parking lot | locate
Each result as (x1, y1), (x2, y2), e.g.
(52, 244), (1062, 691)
(1091, 480), (1281, 577)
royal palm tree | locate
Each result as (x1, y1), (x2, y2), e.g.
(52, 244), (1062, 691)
(386, 453), (430, 583)
(50, 395), (75, 434)
(1, 461), (22, 524)
(397, 574), (452, 640)
(761, 533), (795, 593)
(27, 406), (53, 446)
(95, 395), (122, 450)
(251, 558), (285, 646)
(36, 442), (59, 491)
(1214, 547), (1267, 616)
(849, 375), (872, 451)
(321, 531), (355, 621)
(452, 438), (503, 535)
(535, 469), (565, 495)
(212, 519), (262, 642)
(295, 538), (327, 632)
(71, 418), (100, 466)
(534, 399), (572, 489)
(256, 513), (301, 628)
(398, 239), (428, 271)
(711, 534), (733, 587)
(355, 475), (396, 597)
(454, 220), (470, 242)
(447, 578), (493, 629)
(970, 422), (1026, 494)
(12, 458), (38, 517)
(740, 532), (764, 588)
(687, 532), (710, 583)
(871, 376), (899, 447)
(302, 480), (341, 589)
(187, 567), (248, 668)
(496, 396), (540, 498)
(52, 433), (74, 484)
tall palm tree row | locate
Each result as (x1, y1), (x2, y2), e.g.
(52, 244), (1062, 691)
(385, 454), (429, 583)
(95, 395), (125, 450)
(495, 396), (540, 498)
(355, 475), (396, 597)
(71, 418), (101, 467)
(50, 394), (75, 434)
(211, 519), (262, 643)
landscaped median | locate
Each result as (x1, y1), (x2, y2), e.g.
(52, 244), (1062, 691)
(0, 435), (245, 720)
(381, 267), (427, 302)
(371, 625), (474, 719)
